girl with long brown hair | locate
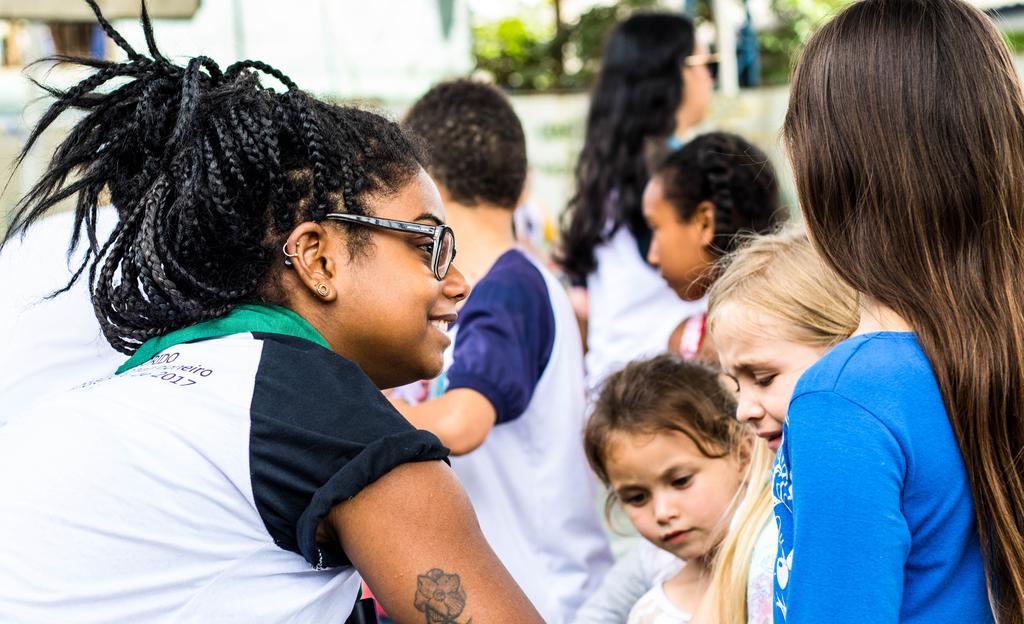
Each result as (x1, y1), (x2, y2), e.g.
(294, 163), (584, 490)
(558, 12), (715, 391)
(775, 0), (1023, 621)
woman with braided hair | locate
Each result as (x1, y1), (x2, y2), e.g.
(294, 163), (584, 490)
(643, 132), (786, 362)
(0, 3), (542, 623)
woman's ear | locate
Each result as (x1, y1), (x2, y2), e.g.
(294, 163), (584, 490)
(283, 221), (339, 302)
(694, 200), (716, 247)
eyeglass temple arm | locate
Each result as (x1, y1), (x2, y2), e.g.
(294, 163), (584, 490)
(324, 213), (438, 235)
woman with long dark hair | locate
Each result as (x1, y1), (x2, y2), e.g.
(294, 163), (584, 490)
(558, 12), (714, 387)
(0, 3), (543, 622)
(774, 0), (1023, 621)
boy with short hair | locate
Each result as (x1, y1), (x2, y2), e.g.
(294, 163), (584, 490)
(394, 79), (612, 623)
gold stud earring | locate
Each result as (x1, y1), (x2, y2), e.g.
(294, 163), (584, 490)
(315, 283), (330, 298)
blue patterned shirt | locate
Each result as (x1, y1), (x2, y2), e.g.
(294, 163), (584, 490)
(772, 332), (992, 623)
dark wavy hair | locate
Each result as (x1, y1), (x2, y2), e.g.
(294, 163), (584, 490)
(558, 12), (695, 279)
(0, 0), (423, 354)
(654, 132), (785, 255)
(403, 79), (526, 210)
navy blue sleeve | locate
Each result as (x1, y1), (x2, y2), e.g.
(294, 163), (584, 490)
(775, 390), (909, 623)
(248, 334), (450, 569)
(445, 257), (555, 424)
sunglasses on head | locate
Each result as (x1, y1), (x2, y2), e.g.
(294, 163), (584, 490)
(684, 52), (720, 81)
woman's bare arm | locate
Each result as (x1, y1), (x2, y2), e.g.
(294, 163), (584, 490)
(328, 460), (543, 624)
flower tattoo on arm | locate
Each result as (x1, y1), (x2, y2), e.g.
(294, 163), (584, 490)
(414, 568), (472, 623)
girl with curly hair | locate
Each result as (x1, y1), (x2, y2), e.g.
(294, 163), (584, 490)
(643, 132), (786, 362)
(582, 354), (754, 624)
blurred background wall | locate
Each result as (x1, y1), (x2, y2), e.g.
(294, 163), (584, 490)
(2, 0), (1024, 246)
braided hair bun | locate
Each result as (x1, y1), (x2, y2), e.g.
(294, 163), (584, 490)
(654, 132), (786, 254)
(1, 0), (423, 353)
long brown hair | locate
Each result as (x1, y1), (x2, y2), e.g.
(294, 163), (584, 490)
(784, 1), (1024, 620)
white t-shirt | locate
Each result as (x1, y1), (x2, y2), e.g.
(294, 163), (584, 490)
(627, 581), (693, 624)
(573, 539), (683, 624)
(0, 208), (123, 421)
(747, 518), (778, 624)
(573, 515), (775, 624)
(396, 250), (614, 623)
(585, 226), (706, 392)
(0, 307), (449, 623)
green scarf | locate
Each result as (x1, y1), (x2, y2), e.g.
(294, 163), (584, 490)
(117, 304), (329, 374)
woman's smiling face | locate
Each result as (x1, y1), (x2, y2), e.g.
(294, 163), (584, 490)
(713, 304), (828, 451)
(327, 169), (469, 388)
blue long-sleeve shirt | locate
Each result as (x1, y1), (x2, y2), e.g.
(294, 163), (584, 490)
(772, 332), (992, 623)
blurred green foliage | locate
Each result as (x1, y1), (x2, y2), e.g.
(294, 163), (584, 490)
(472, 0), (863, 91)
(472, 15), (557, 91)
(1004, 30), (1024, 53)
(472, 0), (660, 92)
(758, 0), (852, 84)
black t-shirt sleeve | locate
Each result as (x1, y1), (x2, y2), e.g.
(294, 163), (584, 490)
(248, 334), (450, 569)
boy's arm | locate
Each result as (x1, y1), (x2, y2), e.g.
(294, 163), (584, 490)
(393, 268), (553, 456)
(391, 390), (496, 456)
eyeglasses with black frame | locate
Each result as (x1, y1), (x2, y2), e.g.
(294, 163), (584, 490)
(323, 212), (457, 281)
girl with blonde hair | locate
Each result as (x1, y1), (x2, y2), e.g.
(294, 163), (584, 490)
(690, 225), (858, 623)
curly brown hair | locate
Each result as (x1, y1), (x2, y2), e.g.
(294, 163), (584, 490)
(403, 79), (526, 210)
(584, 354), (745, 511)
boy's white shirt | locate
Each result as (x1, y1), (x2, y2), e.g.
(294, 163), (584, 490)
(397, 250), (613, 624)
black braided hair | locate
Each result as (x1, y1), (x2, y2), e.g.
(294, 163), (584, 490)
(1, 0), (423, 354)
(653, 132), (787, 255)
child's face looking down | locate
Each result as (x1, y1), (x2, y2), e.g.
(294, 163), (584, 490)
(714, 305), (828, 451)
(642, 174), (716, 301)
(605, 428), (746, 561)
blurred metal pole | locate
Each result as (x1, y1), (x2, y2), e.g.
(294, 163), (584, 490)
(232, 0), (245, 61)
(713, 0), (739, 95)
